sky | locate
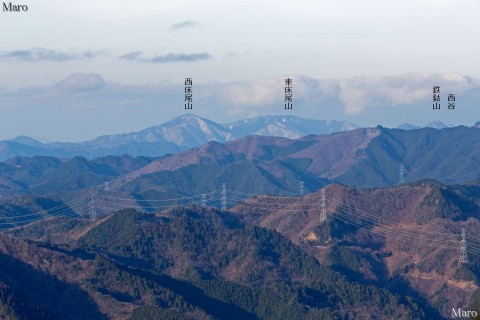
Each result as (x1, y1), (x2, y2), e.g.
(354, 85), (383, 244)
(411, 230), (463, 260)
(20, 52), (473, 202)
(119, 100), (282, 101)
(1, 0), (479, 141)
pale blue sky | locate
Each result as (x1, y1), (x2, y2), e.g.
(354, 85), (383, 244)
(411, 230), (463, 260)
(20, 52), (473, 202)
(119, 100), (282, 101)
(0, 0), (479, 141)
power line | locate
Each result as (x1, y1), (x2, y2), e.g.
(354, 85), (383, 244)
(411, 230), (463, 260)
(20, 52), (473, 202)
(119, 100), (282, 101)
(229, 194), (466, 249)
(0, 201), (86, 227)
(89, 190), (97, 221)
(399, 163), (407, 184)
(0, 195), (89, 221)
(320, 188), (327, 223)
(221, 183), (227, 212)
(326, 197), (457, 241)
(230, 193), (458, 243)
(100, 191), (217, 202)
(459, 228), (469, 265)
(3, 186), (480, 260)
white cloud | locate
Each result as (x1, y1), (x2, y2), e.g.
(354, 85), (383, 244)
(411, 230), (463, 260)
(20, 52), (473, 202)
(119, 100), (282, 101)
(54, 73), (106, 93)
(1, 72), (479, 140)
(218, 78), (280, 106)
(333, 73), (480, 115)
(170, 20), (200, 30)
(0, 48), (109, 62)
(119, 51), (212, 63)
(3, 72), (479, 114)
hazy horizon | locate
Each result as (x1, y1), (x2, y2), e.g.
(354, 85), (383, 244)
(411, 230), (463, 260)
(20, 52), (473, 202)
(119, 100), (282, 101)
(3, 112), (478, 143)
(2, 0), (479, 140)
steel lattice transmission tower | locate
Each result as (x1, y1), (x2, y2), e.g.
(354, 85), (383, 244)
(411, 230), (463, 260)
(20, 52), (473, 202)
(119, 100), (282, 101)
(320, 188), (327, 223)
(299, 181), (305, 197)
(459, 228), (469, 265)
(201, 194), (206, 206)
(89, 190), (97, 221)
(221, 183), (227, 212)
(399, 163), (407, 184)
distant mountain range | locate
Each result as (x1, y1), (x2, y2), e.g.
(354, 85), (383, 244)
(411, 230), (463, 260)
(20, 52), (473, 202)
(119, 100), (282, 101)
(2, 114), (478, 161)
(108, 125), (480, 194)
(397, 120), (459, 130)
(1, 125), (480, 200)
(0, 115), (359, 161)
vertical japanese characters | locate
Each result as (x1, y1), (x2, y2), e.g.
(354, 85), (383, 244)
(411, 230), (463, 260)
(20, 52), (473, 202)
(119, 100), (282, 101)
(447, 93), (455, 110)
(433, 86), (455, 110)
(433, 86), (440, 110)
(285, 78), (293, 110)
(185, 78), (193, 110)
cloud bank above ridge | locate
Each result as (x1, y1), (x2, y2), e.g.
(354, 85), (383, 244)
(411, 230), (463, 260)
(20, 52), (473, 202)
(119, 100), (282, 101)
(0, 72), (478, 141)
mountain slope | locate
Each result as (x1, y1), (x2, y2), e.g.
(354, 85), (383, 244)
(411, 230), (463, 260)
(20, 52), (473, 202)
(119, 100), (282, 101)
(8, 180), (480, 318)
(336, 126), (480, 186)
(1, 126), (480, 200)
(109, 128), (379, 191)
(0, 155), (156, 197)
(72, 207), (430, 318)
(228, 180), (480, 318)
(0, 206), (428, 319)
(109, 126), (480, 195)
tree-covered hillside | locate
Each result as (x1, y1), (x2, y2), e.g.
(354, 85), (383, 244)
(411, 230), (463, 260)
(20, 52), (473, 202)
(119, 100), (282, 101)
(0, 207), (428, 319)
